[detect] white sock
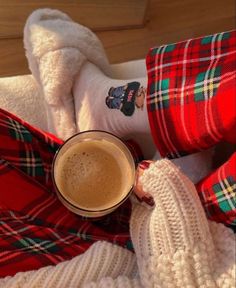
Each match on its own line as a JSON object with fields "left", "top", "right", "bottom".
{"left": 73, "top": 62, "right": 156, "bottom": 158}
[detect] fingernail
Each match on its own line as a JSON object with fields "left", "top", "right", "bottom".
{"left": 139, "top": 160, "right": 151, "bottom": 170}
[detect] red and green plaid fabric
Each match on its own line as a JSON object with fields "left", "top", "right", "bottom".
{"left": 0, "top": 108, "right": 143, "bottom": 278}
{"left": 146, "top": 30, "right": 236, "bottom": 158}
{"left": 197, "top": 153, "right": 236, "bottom": 227}
{"left": 146, "top": 30, "right": 236, "bottom": 227}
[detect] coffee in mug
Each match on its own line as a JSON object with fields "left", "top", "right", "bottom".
{"left": 52, "top": 131, "right": 135, "bottom": 217}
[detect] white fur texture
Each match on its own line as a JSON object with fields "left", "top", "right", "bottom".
{"left": 24, "top": 8, "right": 111, "bottom": 140}
{"left": 0, "top": 75, "right": 47, "bottom": 130}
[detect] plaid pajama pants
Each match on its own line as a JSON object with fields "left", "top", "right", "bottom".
{"left": 0, "top": 108, "right": 143, "bottom": 278}
{"left": 146, "top": 30, "right": 236, "bottom": 227}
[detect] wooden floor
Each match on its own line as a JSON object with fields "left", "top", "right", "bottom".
{"left": 0, "top": 0, "right": 235, "bottom": 77}
{"left": 98, "top": 0, "right": 235, "bottom": 63}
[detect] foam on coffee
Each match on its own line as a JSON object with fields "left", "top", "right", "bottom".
{"left": 55, "top": 139, "right": 134, "bottom": 210}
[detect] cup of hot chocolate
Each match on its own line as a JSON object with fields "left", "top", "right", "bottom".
{"left": 52, "top": 130, "right": 136, "bottom": 218}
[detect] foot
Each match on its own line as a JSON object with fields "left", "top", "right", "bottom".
{"left": 73, "top": 61, "right": 156, "bottom": 158}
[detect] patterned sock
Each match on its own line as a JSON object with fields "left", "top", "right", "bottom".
{"left": 73, "top": 61, "right": 156, "bottom": 157}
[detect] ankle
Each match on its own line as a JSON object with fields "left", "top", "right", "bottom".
{"left": 73, "top": 62, "right": 155, "bottom": 157}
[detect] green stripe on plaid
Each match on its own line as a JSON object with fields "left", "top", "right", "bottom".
{"left": 150, "top": 79, "right": 170, "bottom": 109}
{"left": 194, "top": 66, "right": 221, "bottom": 101}
{"left": 8, "top": 118, "right": 32, "bottom": 142}
{"left": 195, "top": 32, "right": 224, "bottom": 102}
{"left": 201, "top": 31, "right": 230, "bottom": 44}
{"left": 213, "top": 176, "right": 236, "bottom": 212}
{"left": 151, "top": 44, "right": 176, "bottom": 55}
{"left": 19, "top": 150, "right": 45, "bottom": 177}
{"left": 13, "top": 237, "right": 60, "bottom": 254}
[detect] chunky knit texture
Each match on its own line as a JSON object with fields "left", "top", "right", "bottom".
{"left": 0, "top": 160, "right": 235, "bottom": 288}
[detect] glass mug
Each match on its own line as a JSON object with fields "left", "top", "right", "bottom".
{"left": 52, "top": 130, "right": 136, "bottom": 218}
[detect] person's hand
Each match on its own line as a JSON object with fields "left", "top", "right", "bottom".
{"left": 133, "top": 160, "right": 155, "bottom": 207}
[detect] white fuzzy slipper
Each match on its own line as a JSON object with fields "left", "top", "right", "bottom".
{"left": 24, "top": 8, "right": 111, "bottom": 140}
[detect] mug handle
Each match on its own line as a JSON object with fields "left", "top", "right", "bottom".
{"left": 124, "top": 139, "right": 155, "bottom": 208}
{"left": 124, "top": 139, "right": 144, "bottom": 167}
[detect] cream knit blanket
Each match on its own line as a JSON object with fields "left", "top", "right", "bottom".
{"left": 0, "top": 160, "right": 235, "bottom": 288}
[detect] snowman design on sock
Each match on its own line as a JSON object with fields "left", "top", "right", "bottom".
{"left": 105, "top": 82, "right": 146, "bottom": 116}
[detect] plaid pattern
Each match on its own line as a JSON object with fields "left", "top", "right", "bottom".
{"left": 197, "top": 153, "right": 236, "bottom": 228}
{"left": 146, "top": 30, "right": 236, "bottom": 158}
{"left": 146, "top": 30, "right": 236, "bottom": 226}
{"left": 0, "top": 108, "right": 142, "bottom": 278}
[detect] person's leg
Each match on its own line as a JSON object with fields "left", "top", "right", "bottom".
{"left": 73, "top": 62, "right": 150, "bottom": 137}
{"left": 24, "top": 9, "right": 235, "bottom": 160}
{"left": 73, "top": 62, "right": 157, "bottom": 158}
{"left": 0, "top": 108, "right": 133, "bottom": 277}
{"left": 144, "top": 30, "right": 236, "bottom": 226}
{"left": 72, "top": 31, "right": 235, "bottom": 159}
{"left": 146, "top": 30, "right": 236, "bottom": 158}
{"left": 196, "top": 153, "right": 236, "bottom": 230}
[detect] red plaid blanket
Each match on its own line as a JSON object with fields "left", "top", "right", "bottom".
{"left": 146, "top": 30, "right": 236, "bottom": 227}
{"left": 0, "top": 109, "right": 142, "bottom": 277}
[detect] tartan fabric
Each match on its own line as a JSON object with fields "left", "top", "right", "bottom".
{"left": 196, "top": 153, "right": 236, "bottom": 228}
{"left": 146, "top": 30, "right": 236, "bottom": 158}
{"left": 0, "top": 108, "right": 136, "bottom": 278}
{"left": 146, "top": 30, "right": 236, "bottom": 226}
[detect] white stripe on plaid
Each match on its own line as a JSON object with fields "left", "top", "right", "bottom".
{"left": 44, "top": 163, "right": 53, "bottom": 186}
{"left": 204, "top": 32, "right": 221, "bottom": 143}
{"left": 27, "top": 194, "right": 57, "bottom": 220}
{"left": 23, "top": 144, "right": 39, "bottom": 177}
{"left": 0, "top": 210, "right": 36, "bottom": 222}
{"left": 0, "top": 250, "right": 22, "bottom": 264}
{"left": 0, "top": 221, "right": 81, "bottom": 260}
{"left": 148, "top": 49, "right": 236, "bottom": 72}
{"left": 151, "top": 46, "right": 171, "bottom": 155}
{"left": 4, "top": 118, "right": 31, "bottom": 141}
{"left": 147, "top": 69, "right": 235, "bottom": 105}
{"left": 0, "top": 221, "right": 62, "bottom": 263}
{"left": 1, "top": 155, "right": 43, "bottom": 170}
{"left": 180, "top": 39, "right": 193, "bottom": 150}
{"left": 54, "top": 211, "right": 71, "bottom": 229}
{"left": 219, "top": 164, "right": 236, "bottom": 211}
{"left": 217, "top": 180, "right": 236, "bottom": 209}
{"left": 156, "top": 45, "right": 180, "bottom": 157}
{"left": 202, "top": 166, "right": 236, "bottom": 210}
{"left": 0, "top": 222, "right": 29, "bottom": 236}
{"left": 47, "top": 227, "right": 87, "bottom": 248}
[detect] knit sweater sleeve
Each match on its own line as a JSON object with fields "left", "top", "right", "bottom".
{"left": 130, "top": 159, "right": 236, "bottom": 288}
